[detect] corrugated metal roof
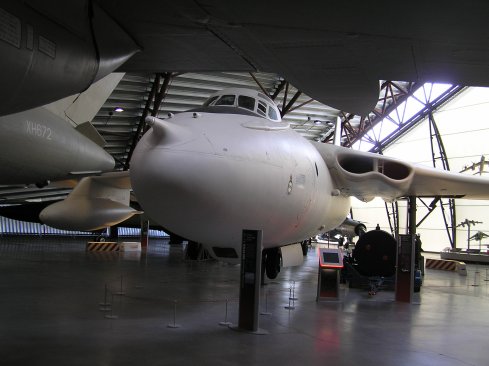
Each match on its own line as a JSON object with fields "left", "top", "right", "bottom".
{"left": 93, "top": 71, "right": 343, "bottom": 169}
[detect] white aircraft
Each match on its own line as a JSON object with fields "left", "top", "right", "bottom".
{"left": 129, "top": 88, "right": 489, "bottom": 276}
{"left": 3, "top": 1, "right": 489, "bottom": 276}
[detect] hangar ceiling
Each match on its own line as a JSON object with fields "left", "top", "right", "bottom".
{"left": 92, "top": 71, "right": 341, "bottom": 170}
{"left": 0, "top": 72, "right": 466, "bottom": 206}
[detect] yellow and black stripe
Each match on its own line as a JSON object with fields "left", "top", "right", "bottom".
{"left": 426, "top": 258, "right": 458, "bottom": 271}
{"left": 86, "top": 241, "right": 120, "bottom": 252}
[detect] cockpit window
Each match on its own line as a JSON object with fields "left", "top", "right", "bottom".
{"left": 199, "top": 90, "right": 282, "bottom": 122}
{"left": 268, "top": 106, "right": 278, "bottom": 120}
{"left": 238, "top": 95, "right": 255, "bottom": 111}
{"left": 215, "top": 95, "right": 236, "bottom": 106}
{"left": 203, "top": 95, "right": 219, "bottom": 106}
{"left": 257, "top": 101, "right": 267, "bottom": 116}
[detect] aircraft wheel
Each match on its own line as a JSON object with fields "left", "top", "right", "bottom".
{"left": 186, "top": 241, "right": 200, "bottom": 260}
{"left": 264, "top": 248, "right": 281, "bottom": 279}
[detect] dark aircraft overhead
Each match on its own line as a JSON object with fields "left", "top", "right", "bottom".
{"left": 1, "top": 1, "right": 489, "bottom": 115}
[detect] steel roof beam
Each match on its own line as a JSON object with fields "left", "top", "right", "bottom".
{"left": 368, "top": 85, "right": 466, "bottom": 153}
{"left": 123, "top": 72, "right": 174, "bottom": 170}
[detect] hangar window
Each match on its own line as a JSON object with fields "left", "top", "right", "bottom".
{"left": 215, "top": 95, "right": 235, "bottom": 106}
{"left": 238, "top": 95, "right": 255, "bottom": 111}
{"left": 203, "top": 95, "right": 219, "bottom": 106}
{"left": 257, "top": 101, "right": 267, "bottom": 116}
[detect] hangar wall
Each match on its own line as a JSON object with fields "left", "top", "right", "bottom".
{"left": 0, "top": 216, "right": 168, "bottom": 238}
{"left": 351, "top": 87, "right": 489, "bottom": 252}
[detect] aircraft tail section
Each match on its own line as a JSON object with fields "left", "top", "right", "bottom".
{"left": 75, "top": 122, "right": 107, "bottom": 147}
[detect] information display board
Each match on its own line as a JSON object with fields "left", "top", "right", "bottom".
{"left": 318, "top": 248, "right": 343, "bottom": 268}
{"left": 238, "top": 229, "right": 262, "bottom": 332}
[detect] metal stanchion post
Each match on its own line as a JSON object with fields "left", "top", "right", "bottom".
{"left": 289, "top": 281, "right": 298, "bottom": 301}
{"left": 260, "top": 290, "right": 272, "bottom": 316}
{"left": 473, "top": 269, "right": 481, "bottom": 287}
{"left": 284, "top": 287, "right": 295, "bottom": 310}
{"left": 116, "top": 275, "right": 126, "bottom": 296}
{"left": 219, "top": 299, "right": 233, "bottom": 326}
{"left": 105, "top": 294, "right": 118, "bottom": 319}
{"left": 167, "top": 300, "right": 181, "bottom": 328}
{"left": 99, "top": 283, "right": 112, "bottom": 311}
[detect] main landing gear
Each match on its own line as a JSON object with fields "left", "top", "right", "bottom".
{"left": 263, "top": 248, "right": 281, "bottom": 279}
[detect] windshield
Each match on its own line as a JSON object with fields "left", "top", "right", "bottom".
{"left": 200, "top": 91, "right": 282, "bottom": 122}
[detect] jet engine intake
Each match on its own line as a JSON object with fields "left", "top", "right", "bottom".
{"left": 333, "top": 150, "right": 413, "bottom": 201}
{"left": 337, "top": 155, "right": 412, "bottom": 181}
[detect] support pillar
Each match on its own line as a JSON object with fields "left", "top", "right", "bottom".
{"left": 140, "top": 218, "right": 149, "bottom": 251}
{"left": 108, "top": 225, "right": 119, "bottom": 242}
{"left": 395, "top": 196, "right": 416, "bottom": 303}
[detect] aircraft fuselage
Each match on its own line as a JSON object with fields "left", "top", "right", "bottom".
{"left": 0, "top": 107, "right": 115, "bottom": 185}
{"left": 130, "top": 110, "right": 350, "bottom": 261}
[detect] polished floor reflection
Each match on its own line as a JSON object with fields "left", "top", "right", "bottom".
{"left": 0, "top": 236, "right": 488, "bottom": 366}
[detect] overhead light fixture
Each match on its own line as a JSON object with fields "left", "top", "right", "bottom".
{"left": 114, "top": 107, "right": 124, "bottom": 113}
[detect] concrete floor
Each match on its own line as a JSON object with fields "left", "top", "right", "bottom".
{"left": 0, "top": 236, "right": 488, "bottom": 366}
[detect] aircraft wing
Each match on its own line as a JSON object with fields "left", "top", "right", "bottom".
{"left": 314, "top": 143, "right": 489, "bottom": 202}
{"left": 5, "top": 1, "right": 489, "bottom": 116}
{"left": 95, "top": 0, "right": 489, "bottom": 115}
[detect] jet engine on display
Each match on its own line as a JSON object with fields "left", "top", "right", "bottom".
{"left": 351, "top": 229, "right": 397, "bottom": 277}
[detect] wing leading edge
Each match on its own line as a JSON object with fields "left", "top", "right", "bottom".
{"left": 313, "top": 143, "right": 489, "bottom": 202}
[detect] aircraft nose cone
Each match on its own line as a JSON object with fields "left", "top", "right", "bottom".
{"left": 129, "top": 116, "right": 221, "bottom": 241}
{"left": 96, "top": 150, "right": 116, "bottom": 172}
{"left": 70, "top": 138, "right": 115, "bottom": 174}
{"left": 143, "top": 116, "right": 195, "bottom": 147}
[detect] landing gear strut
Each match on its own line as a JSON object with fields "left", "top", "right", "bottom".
{"left": 263, "top": 248, "right": 281, "bottom": 279}
{"left": 300, "top": 239, "right": 311, "bottom": 256}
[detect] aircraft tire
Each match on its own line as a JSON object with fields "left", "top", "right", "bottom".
{"left": 264, "top": 248, "right": 281, "bottom": 279}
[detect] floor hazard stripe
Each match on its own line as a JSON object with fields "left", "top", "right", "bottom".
{"left": 426, "top": 258, "right": 457, "bottom": 271}
{"left": 86, "top": 241, "right": 120, "bottom": 252}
